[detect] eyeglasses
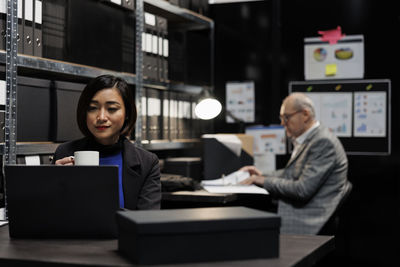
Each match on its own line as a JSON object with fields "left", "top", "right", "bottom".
{"left": 279, "top": 110, "right": 302, "bottom": 123}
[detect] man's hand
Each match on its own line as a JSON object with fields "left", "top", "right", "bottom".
{"left": 239, "top": 175, "right": 265, "bottom": 186}
{"left": 239, "top": 165, "right": 262, "bottom": 176}
{"left": 55, "top": 156, "right": 74, "bottom": 165}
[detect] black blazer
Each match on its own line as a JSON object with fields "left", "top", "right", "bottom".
{"left": 52, "top": 137, "right": 161, "bottom": 210}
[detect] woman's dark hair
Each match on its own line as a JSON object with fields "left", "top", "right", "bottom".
{"left": 76, "top": 74, "right": 137, "bottom": 137}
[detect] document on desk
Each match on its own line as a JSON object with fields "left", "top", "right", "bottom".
{"left": 201, "top": 171, "right": 269, "bottom": 195}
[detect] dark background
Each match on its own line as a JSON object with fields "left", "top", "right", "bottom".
{"left": 210, "top": 0, "right": 400, "bottom": 266}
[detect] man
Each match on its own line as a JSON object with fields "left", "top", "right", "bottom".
{"left": 241, "top": 92, "right": 349, "bottom": 234}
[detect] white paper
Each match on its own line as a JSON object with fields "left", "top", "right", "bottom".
{"left": 226, "top": 81, "right": 255, "bottom": 123}
{"left": 144, "top": 12, "right": 156, "bottom": 26}
{"left": 170, "top": 100, "right": 177, "bottom": 118}
{"left": 203, "top": 185, "right": 268, "bottom": 195}
{"left": 163, "top": 39, "right": 169, "bottom": 57}
{"left": 0, "top": 208, "right": 6, "bottom": 221}
{"left": 202, "top": 171, "right": 268, "bottom": 195}
{"left": 202, "top": 170, "right": 250, "bottom": 186}
{"left": 145, "top": 33, "right": 152, "bottom": 53}
{"left": 148, "top": 98, "right": 161, "bottom": 116}
{"left": 25, "top": 155, "right": 40, "bottom": 165}
{"left": 0, "top": 1, "right": 6, "bottom": 13}
{"left": 35, "top": 0, "right": 42, "bottom": 24}
{"left": 152, "top": 34, "right": 158, "bottom": 54}
{"left": 353, "top": 91, "right": 386, "bottom": 137}
{"left": 163, "top": 99, "right": 169, "bottom": 117}
{"left": 141, "top": 96, "right": 147, "bottom": 115}
{"left": 306, "top": 92, "right": 353, "bottom": 137}
{"left": 0, "top": 80, "right": 6, "bottom": 105}
{"left": 111, "top": 0, "right": 122, "bottom": 5}
{"left": 25, "top": 0, "right": 33, "bottom": 21}
{"left": 141, "top": 32, "right": 146, "bottom": 52}
{"left": 18, "top": 0, "right": 22, "bottom": 19}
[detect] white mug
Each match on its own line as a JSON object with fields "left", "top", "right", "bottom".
{"left": 74, "top": 151, "right": 99, "bottom": 166}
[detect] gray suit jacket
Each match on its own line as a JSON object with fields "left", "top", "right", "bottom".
{"left": 263, "top": 125, "right": 348, "bottom": 234}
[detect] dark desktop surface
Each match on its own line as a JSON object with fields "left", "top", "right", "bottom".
{"left": 0, "top": 224, "right": 334, "bottom": 266}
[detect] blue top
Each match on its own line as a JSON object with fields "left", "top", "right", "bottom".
{"left": 100, "top": 152, "right": 124, "bottom": 208}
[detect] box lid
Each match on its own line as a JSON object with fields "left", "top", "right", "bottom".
{"left": 116, "top": 206, "right": 280, "bottom": 235}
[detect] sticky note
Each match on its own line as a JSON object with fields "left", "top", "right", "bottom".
{"left": 325, "top": 64, "right": 337, "bottom": 76}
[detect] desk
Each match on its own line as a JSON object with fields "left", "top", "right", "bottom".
{"left": 0, "top": 225, "right": 334, "bottom": 266}
{"left": 162, "top": 190, "right": 274, "bottom": 211}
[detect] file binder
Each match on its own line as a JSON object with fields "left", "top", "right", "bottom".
{"left": 162, "top": 90, "right": 170, "bottom": 140}
{"left": 42, "top": 0, "right": 66, "bottom": 60}
{"left": 17, "top": 76, "right": 51, "bottom": 141}
{"left": 18, "top": 0, "right": 23, "bottom": 53}
{"left": 156, "top": 16, "right": 168, "bottom": 82}
{"left": 23, "top": 0, "right": 34, "bottom": 55}
{"left": 144, "top": 12, "right": 162, "bottom": 81}
{"left": 141, "top": 93, "right": 147, "bottom": 141}
{"left": 147, "top": 88, "right": 162, "bottom": 141}
{"left": 121, "top": 0, "right": 134, "bottom": 10}
{"left": 53, "top": 80, "right": 85, "bottom": 142}
{"left": 0, "top": 1, "right": 6, "bottom": 51}
{"left": 177, "top": 93, "right": 192, "bottom": 139}
{"left": 33, "top": 0, "right": 42, "bottom": 57}
{"left": 169, "top": 91, "right": 178, "bottom": 140}
{"left": 0, "top": 79, "right": 5, "bottom": 142}
{"left": 121, "top": 13, "right": 134, "bottom": 73}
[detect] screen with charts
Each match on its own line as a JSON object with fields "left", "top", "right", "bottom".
{"left": 289, "top": 79, "right": 391, "bottom": 155}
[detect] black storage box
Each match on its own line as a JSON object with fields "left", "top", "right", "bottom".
{"left": 163, "top": 157, "right": 202, "bottom": 180}
{"left": 116, "top": 206, "right": 280, "bottom": 265}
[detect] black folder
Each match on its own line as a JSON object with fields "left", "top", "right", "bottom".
{"left": 162, "top": 90, "right": 170, "bottom": 140}
{"left": 203, "top": 135, "right": 254, "bottom": 180}
{"left": 16, "top": 76, "right": 51, "bottom": 141}
{"left": 0, "top": 8, "right": 6, "bottom": 51}
{"left": 42, "top": 0, "right": 66, "bottom": 60}
{"left": 53, "top": 80, "right": 85, "bottom": 142}
{"left": 18, "top": 4, "right": 23, "bottom": 53}
{"left": 23, "top": 0, "right": 34, "bottom": 55}
{"left": 33, "top": 0, "right": 42, "bottom": 57}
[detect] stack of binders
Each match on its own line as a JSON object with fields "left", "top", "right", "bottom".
{"left": 1, "top": 0, "right": 42, "bottom": 56}
{"left": 143, "top": 12, "right": 168, "bottom": 82}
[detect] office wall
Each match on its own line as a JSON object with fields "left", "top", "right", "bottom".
{"left": 211, "top": 0, "right": 400, "bottom": 266}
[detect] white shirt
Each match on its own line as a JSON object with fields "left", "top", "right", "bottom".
{"left": 290, "top": 121, "right": 320, "bottom": 159}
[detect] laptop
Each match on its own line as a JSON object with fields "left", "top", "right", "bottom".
{"left": 4, "top": 165, "right": 119, "bottom": 239}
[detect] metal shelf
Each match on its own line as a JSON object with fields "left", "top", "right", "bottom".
{"left": 144, "top": 0, "right": 214, "bottom": 30}
{"left": 142, "top": 139, "right": 201, "bottom": 150}
{"left": 0, "top": 143, "right": 59, "bottom": 155}
{"left": 0, "top": 51, "right": 137, "bottom": 85}
{"left": 0, "top": 140, "right": 201, "bottom": 155}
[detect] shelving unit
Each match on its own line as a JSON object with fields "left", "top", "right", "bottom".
{"left": 0, "top": 0, "right": 214, "bottom": 157}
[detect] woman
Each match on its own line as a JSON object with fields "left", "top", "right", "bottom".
{"left": 53, "top": 74, "right": 161, "bottom": 210}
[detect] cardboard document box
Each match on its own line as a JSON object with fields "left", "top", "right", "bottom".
{"left": 116, "top": 206, "right": 280, "bottom": 264}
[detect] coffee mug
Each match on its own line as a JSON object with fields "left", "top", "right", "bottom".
{"left": 74, "top": 151, "right": 99, "bottom": 166}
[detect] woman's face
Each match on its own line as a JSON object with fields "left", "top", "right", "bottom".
{"left": 86, "top": 88, "right": 126, "bottom": 145}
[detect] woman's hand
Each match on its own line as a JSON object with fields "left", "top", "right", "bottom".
{"left": 55, "top": 156, "right": 74, "bottom": 165}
